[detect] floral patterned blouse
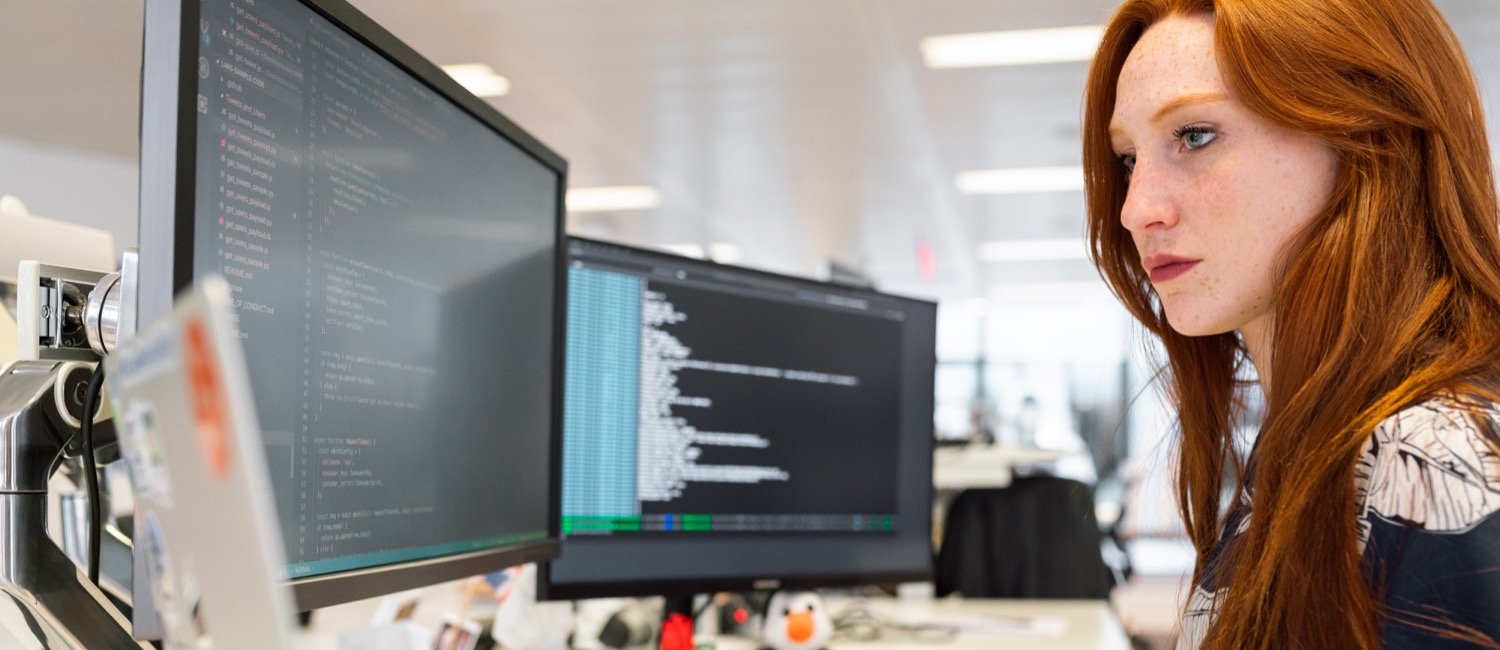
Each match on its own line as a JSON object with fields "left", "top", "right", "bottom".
{"left": 1178, "top": 398, "right": 1500, "bottom": 648}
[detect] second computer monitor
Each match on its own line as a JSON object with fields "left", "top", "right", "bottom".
{"left": 542, "top": 238, "right": 936, "bottom": 599}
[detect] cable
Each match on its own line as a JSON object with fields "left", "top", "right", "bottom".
{"left": 829, "top": 599, "right": 958, "bottom": 644}
{"left": 81, "top": 363, "right": 106, "bottom": 586}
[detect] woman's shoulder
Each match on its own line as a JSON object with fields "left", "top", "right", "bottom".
{"left": 1354, "top": 395, "right": 1500, "bottom": 540}
{"left": 1356, "top": 398, "right": 1500, "bottom": 646}
{"left": 1371, "top": 396, "right": 1500, "bottom": 452}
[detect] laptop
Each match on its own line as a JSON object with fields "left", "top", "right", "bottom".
{"left": 106, "top": 275, "right": 297, "bottom": 649}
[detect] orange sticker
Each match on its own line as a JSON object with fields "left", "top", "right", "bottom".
{"left": 183, "top": 319, "right": 232, "bottom": 479}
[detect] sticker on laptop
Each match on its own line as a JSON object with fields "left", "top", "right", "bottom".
{"left": 117, "top": 399, "right": 175, "bottom": 506}
{"left": 183, "top": 317, "right": 233, "bottom": 480}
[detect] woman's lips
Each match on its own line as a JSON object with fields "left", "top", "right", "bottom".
{"left": 1149, "top": 260, "right": 1199, "bottom": 283}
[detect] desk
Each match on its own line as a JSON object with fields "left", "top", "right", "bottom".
{"left": 933, "top": 445, "right": 1070, "bottom": 490}
{"left": 826, "top": 598, "right": 1131, "bottom": 650}
{"left": 298, "top": 587, "right": 1130, "bottom": 650}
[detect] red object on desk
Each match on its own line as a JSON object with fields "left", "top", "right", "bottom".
{"left": 660, "top": 612, "right": 694, "bottom": 650}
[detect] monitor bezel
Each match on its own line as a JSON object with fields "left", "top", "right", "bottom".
{"left": 539, "top": 236, "right": 937, "bottom": 601}
{"left": 138, "top": 0, "right": 568, "bottom": 619}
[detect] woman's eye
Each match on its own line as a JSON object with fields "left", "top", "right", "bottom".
{"left": 1119, "top": 154, "right": 1136, "bottom": 174}
{"left": 1176, "top": 127, "right": 1217, "bottom": 150}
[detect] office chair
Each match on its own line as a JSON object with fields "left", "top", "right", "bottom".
{"left": 934, "top": 475, "right": 1114, "bottom": 599}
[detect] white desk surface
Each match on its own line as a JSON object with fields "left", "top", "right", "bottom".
{"left": 297, "top": 587, "right": 1130, "bottom": 650}
{"left": 823, "top": 598, "right": 1132, "bottom": 650}
{"left": 933, "top": 445, "right": 1071, "bottom": 489}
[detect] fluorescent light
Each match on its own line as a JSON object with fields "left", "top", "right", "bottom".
{"left": 977, "top": 238, "right": 1088, "bottom": 262}
{"left": 957, "top": 166, "right": 1083, "bottom": 195}
{"left": 566, "top": 185, "right": 661, "bottom": 213}
{"left": 659, "top": 243, "right": 705, "bottom": 259}
{"left": 708, "top": 243, "right": 742, "bottom": 264}
{"left": 921, "top": 25, "right": 1104, "bottom": 68}
{"left": 657, "top": 242, "right": 742, "bottom": 263}
{"left": 441, "top": 63, "right": 510, "bottom": 98}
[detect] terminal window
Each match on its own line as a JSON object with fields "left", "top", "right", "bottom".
{"left": 562, "top": 246, "right": 905, "bottom": 536}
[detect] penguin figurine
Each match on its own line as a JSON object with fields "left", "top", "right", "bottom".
{"left": 761, "top": 591, "right": 833, "bottom": 650}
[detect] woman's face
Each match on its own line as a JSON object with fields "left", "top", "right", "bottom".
{"left": 1108, "top": 14, "right": 1338, "bottom": 343}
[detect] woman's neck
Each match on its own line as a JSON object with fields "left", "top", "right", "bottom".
{"left": 1239, "top": 318, "right": 1273, "bottom": 394}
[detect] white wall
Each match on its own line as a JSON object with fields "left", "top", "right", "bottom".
{"left": 0, "top": 137, "right": 137, "bottom": 250}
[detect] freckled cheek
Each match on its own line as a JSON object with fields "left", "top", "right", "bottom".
{"left": 1186, "top": 174, "right": 1234, "bottom": 226}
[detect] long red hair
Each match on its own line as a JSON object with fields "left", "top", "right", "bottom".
{"left": 1083, "top": 0, "right": 1500, "bottom": 647}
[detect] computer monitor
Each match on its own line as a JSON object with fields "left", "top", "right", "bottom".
{"left": 136, "top": 0, "right": 566, "bottom": 626}
{"left": 541, "top": 237, "right": 937, "bottom": 600}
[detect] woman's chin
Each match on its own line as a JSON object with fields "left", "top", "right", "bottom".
{"left": 1164, "top": 313, "right": 1235, "bottom": 338}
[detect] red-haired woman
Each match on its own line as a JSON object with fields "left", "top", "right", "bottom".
{"left": 1083, "top": 0, "right": 1500, "bottom": 647}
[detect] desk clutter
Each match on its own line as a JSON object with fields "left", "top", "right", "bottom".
{"left": 299, "top": 580, "right": 1113, "bottom": 650}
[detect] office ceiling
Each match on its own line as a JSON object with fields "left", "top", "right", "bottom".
{"left": 2, "top": 0, "right": 1499, "bottom": 304}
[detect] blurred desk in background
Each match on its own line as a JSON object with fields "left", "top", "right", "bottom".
{"left": 934, "top": 445, "right": 1071, "bottom": 490}
{"left": 295, "top": 585, "right": 1130, "bottom": 650}
{"left": 808, "top": 598, "right": 1130, "bottom": 650}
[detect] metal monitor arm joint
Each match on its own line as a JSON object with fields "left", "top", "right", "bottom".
{"left": 0, "top": 250, "right": 149, "bottom": 648}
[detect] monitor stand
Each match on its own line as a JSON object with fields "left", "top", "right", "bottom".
{"left": 0, "top": 360, "right": 146, "bottom": 648}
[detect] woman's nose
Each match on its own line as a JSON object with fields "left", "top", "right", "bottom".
{"left": 1118, "top": 159, "right": 1177, "bottom": 234}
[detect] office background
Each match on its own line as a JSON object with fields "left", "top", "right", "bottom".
{"left": 1, "top": 0, "right": 1498, "bottom": 592}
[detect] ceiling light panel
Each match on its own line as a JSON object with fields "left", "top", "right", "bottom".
{"left": 921, "top": 25, "right": 1104, "bottom": 68}
{"left": 441, "top": 63, "right": 511, "bottom": 98}
{"left": 566, "top": 185, "right": 661, "bottom": 213}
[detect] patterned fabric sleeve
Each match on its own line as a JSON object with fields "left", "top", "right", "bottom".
{"left": 1357, "top": 401, "right": 1500, "bottom": 648}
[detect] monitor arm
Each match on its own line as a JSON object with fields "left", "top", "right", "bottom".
{"left": 0, "top": 363, "right": 143, "bottom": 647}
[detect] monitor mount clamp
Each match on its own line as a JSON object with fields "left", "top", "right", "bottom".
{"left": 0, "top": 256, "right": 149, "bottom": 648}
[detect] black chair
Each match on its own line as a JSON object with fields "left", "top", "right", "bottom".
{"left": 935, "top": 476, "right": 1114, "bottom": 599}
